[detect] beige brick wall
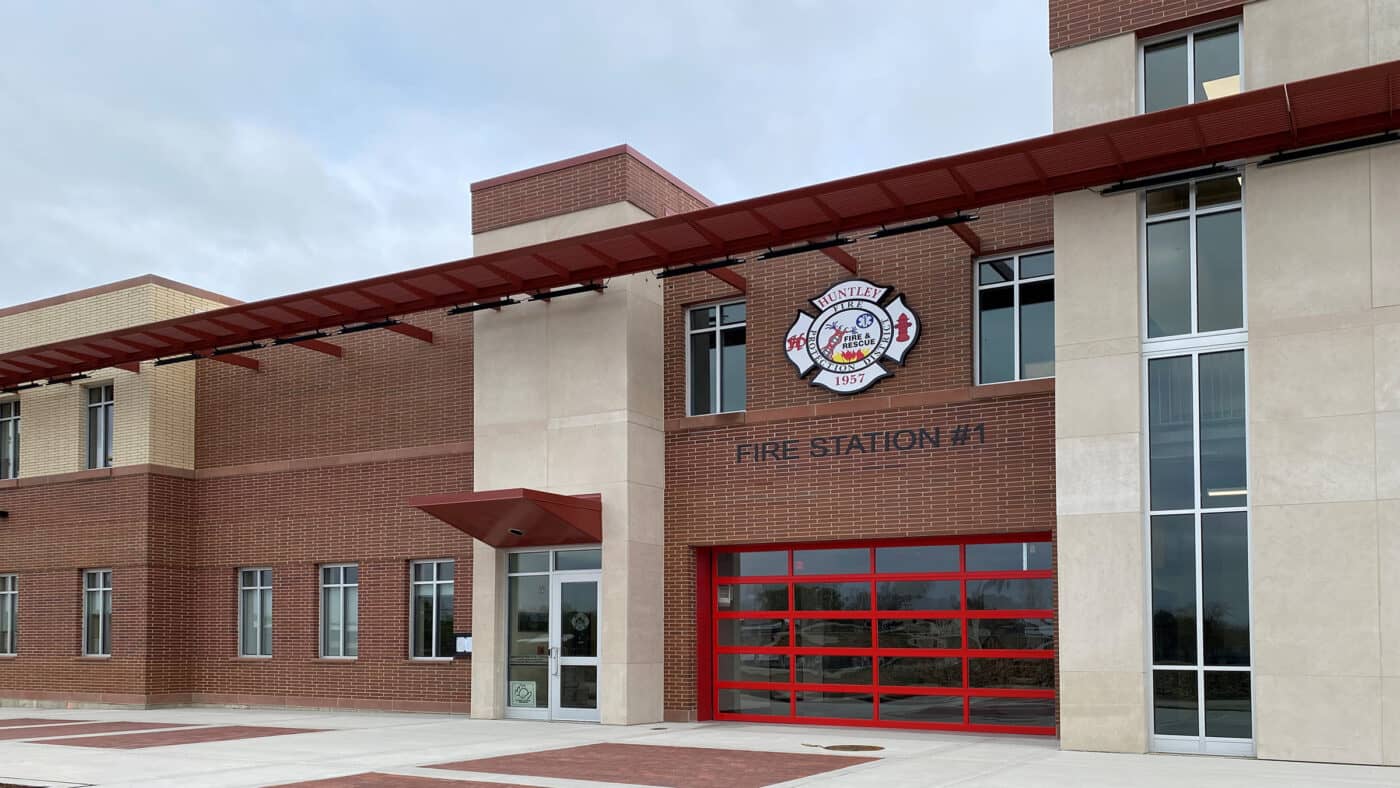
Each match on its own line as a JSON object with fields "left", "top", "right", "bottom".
{"left": 0, "top": 281, "right": 229, "bottom": 476}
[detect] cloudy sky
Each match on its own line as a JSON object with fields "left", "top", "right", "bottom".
{"left": 0, "top": 1, "right": 1050, "bottom": 307}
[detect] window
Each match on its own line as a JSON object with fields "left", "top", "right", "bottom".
{"left": 410, "top": 560, "right": 454, "bottom": 659}
{"left": 320, "top": 564, "right": 358, "bottom": 658}
{"left": 82, "top": 570, "right": 112, "bottom": 657}
{"left": 976, "top": 250, "right": 1054, "bottom": 384}
{"left": 687, "top": 300, "right": 746, "bottom": 415}
{"left": 1142, "top": 22, "right": 1240, "bottom": 113}
{"left": 1148, "top": 348, "right": 1251, "bottom": 752}
{"left": 1144, "top": 175, "right": 1243, "bottom": 340}
{"left": 0, "top": 400, "right": 17, "bottom": 479}
{"left": 239, "top": 569, "right": 272, "bottom": 657}
{"left": 0, "top": 575, "right": 15, "bottom": 655}
{"left": 85, "top": 384, "right": 114, "bottom": 469}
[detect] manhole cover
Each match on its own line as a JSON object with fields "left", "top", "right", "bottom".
{"left": 817, "top": 744, "right": 884, "bottom": 752}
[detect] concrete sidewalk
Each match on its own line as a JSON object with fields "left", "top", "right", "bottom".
{"left": 0, "top": 707, "right": 1395, "bottom": 787}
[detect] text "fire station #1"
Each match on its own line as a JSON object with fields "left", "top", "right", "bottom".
{"left": 734, "top": 423, "right": 986, "bottom": 464}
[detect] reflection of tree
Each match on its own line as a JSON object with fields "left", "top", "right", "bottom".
{"left": 1202, "top": 602, "right": 1249, "bottom": 663}
{"left": 1152, "top": 610, "right": 1194, "bottom": 662}
{"left": 798, "top": 584, "right": 869, "bottom": 611}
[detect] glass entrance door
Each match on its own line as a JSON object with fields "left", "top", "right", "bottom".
{"left": 551, "top": 574, "right": 600, "bottom": 721}
{"left": 505, "top": 548, "right": 601, "bottom": 722}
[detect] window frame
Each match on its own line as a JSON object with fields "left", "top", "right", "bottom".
{"left": 319, "top": 563, "right": 359, "bottom": 660}
{"left": 408, "top": 558, "right": 455, "bottom": 661}
{"left": 1139, "top": 171, "right": 1247, "bottom": 351}
{"left": 238, "top": 567, "right": 273, "bottom": 658}
{"left": 85, "top": 383, "right": 115, "bottom": 469}
{"left": 81, "top": 569, "right": 112, "bottom": 658}
{"left": 1137, "top": 18, "right": 1243, "bottom": 114}
{"left": 972, "top": 247, "right": 1055, "bottom": 386}
{"left": 684, "top": 298, "right": 747, "bottom": 416}
{"left": 0, "top": 574, "right": 16, "bottom": 656}
{"left": 0, "top": 399, "right": 18, "bottom": 480}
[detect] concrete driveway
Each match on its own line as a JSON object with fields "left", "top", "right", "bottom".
{"left": 0, "top": 708, "right": 1396, "bottom": 787}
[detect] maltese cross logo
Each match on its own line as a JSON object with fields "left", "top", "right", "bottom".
{"left": 784, "top": 279, "right": 921, "bottom": 395}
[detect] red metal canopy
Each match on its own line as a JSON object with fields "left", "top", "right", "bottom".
{"left": 2, "top": 58, "right": 1398, "bottom": 390}
{"left": 408, "top": 488, "right": 602, "bottom": 548}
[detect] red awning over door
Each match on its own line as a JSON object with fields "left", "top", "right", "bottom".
{"left": 409, "top": 488, "right": 602, "bottom": 548}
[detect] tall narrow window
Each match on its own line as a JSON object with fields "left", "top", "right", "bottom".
{"left": 0, "top": 575, "right": 16, "bottom": 656}
{"left": 1148, "top": 348, "right": 1251, "bottom": 754}
{"left": 976, "top": 250, "right": 1055, "bottom": 384}
{"left": 0, "top": 400, "right": 18, "bottom": 479}
{"left": 1145, "top": 175, "right": 1243, "bottom": 340}
{"left": 1143, "top": 22, "right": 1240, "bottom": 113}
{"left": 687, "top": 300, "right": 746, "bottom": 415}
{"left": 410, "top": 560, "right": 455, "bottom": 659}
{"left": 82, "top": 569, "right": 112, "bottom": 657}
{"left": 86, "top": 384, "right": 114, "bottom": 469}
{"left": 239, "top": 569, "right": 272, "bottom": 657}
{"left": 320, "top": 564, "right": 358, "bottom": 658}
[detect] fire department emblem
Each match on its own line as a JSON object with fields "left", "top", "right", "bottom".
{"left": 785, "top": 279, "right": 920, "bottom": 395}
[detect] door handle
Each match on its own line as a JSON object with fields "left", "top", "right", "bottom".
{"left": 550, "top": 646, "right": 560, "bottom": 676}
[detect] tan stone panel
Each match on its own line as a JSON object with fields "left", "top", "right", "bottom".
{"left": 1379, "top": 412, "right": 1400, "bottom": 501}
{"left": 473, "top": 422, "right": 549, "bottom": 490}
{"left": 1251, "top": 325, "right": 1374, "bottom": 423}
{"left": 470, "top": 541, "right": 505, "bottom": 719}
{"left": 1055, "top": 352, "right": 1140, "bottom": 439}
{"left": 1253, "top": 502, "right": 1380, "bottom": 678}
{"left": 1057, "top": 512, "right": 1146, "bottom": 673}
{"left": 548, "top": 420, "right": 630, "bottom": 489}
{"left": 1244, "top": 0, "right": 1370, "bottom": 88}
{"left": 1376, "top": 0, "right": 1400, "bottom": 63}
{"left": 1255, "top": 673, "right": 1383, "bottom": 764}
{"left": 626, "top": 277, "right": 666, "bottom": 423}
{"left": 1381, "top": 500, "right": 1400, "bottom": 678}
{"left": 1385, "top": 676, "right": 1400, "bottom": 765}
{"left": 474, "top": 302, "right": 551, "bottom": 429}
{"left": 1373, "top": 144, "right": 1400, "bottom": 308}
{"left": 1252, "top": 414, "right": 1377, "bottom": 506}
{"left": 1058, "top": 670, "right": 1148, "bottom": 753}
{"left": 1056, "top": 434, "right": 1142, "bottom": 516}
{"left": 472, "top": 201, "right": 654, "bottom": 256}
{"left": 1377, "top": 321, "right": 1400, "bottom": 412}
{"left": 1246, "top": 150, "right": 1372, "bottom": 328}
{"left": 1053, "top": 190, "right": 1139, "bottom": 349}
{"left": 545, "top": 289, "right": 631, "bottom": 422}
{"left": 1052, "top": 33, "right": 1136, "bottom": 131}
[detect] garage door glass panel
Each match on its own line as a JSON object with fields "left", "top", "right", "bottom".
{"left": 875, "top": 545, "right": 958, "bottom": 573}
{"left": 795, "top": 582, "right": 870, "bottom": 611}
{"left": 968, "top": 658, "right": 1055, "bottom": 689}
{"left": 878, "top": 619, "right": 961, "bottom": 649}
{"left": 717, "top": 551, "right": 786, "bottom": 577}
{"left": 796, "top": 692, "right": 874, "bottom": 720}
{"left": 720, "top": 584, "right": 788, "bottom": 611}
{"left": 969, "top": 697, "right": 1054, "bottom": 728}
{"left": 719, "top": 653, "right": 790, "bottom": 683}
{"left": 966, "top": 579, "right": 1052, "bottom": 610}
{"left": 795, "top": 619, "right": 871, "bottom": 648}
{"left": 880, "top": 694, "right": 963, "bottom": 723}
{"left": 968, "top": 618, "right": 1054, "bottom": 650}
{"left": 793, "top": 548, "right": 868, "bottom": 575}
{"left": 797, "top": 655, "right": 872, "bottom": 685}
{"left": 719, "top": 688, "right": 786, "bottom": 716}
{"left": 718, "top": 618, "right": 788, "bottom": 647}
{"left": 877, "top": 581, "right": 960, "bottom": 610}
{"left": 878, "top": 657, "right": 962, "bottom": 687}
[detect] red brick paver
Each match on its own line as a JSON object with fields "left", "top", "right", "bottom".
{"left": 0, "top": 718, "right": 89, "bottom": 728}
{"left": 276, "top": 774, "right": 534, "bottom": 788}
{"left": 0, "top": 721, "right": 186, "bottom": 740}
{"left": 430, "top": 742, "right": 878, "bottom": 788}
{"left": 32, "top": 725, "right": 323, "bottom": 749}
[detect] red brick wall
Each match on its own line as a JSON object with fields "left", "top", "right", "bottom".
{"left": 660, "top": 196, "right": 1057, "bottom": 715}
{"left": 0, "top": 474, "right": 160, "bottom": 703}
{"left": 195, "top": 309, "right": 472, "bottom": 469}
{"left": 470, "top": 147, "right": 711, "bottom": 235}
{"left": 1049, "top": 0, "right": 1246, "bottom": 51}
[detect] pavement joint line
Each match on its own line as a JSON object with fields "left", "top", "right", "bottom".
{"left": 398, "top": 765, "right": 668, "bottom": 788}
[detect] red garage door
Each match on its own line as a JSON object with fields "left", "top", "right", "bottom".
{"left": 705, "top": 534, "right": 1055, "bottom": 734}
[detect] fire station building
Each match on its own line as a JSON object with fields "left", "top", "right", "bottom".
{"left": 3, "top": 0, "right": 1400, "bottom": 768}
